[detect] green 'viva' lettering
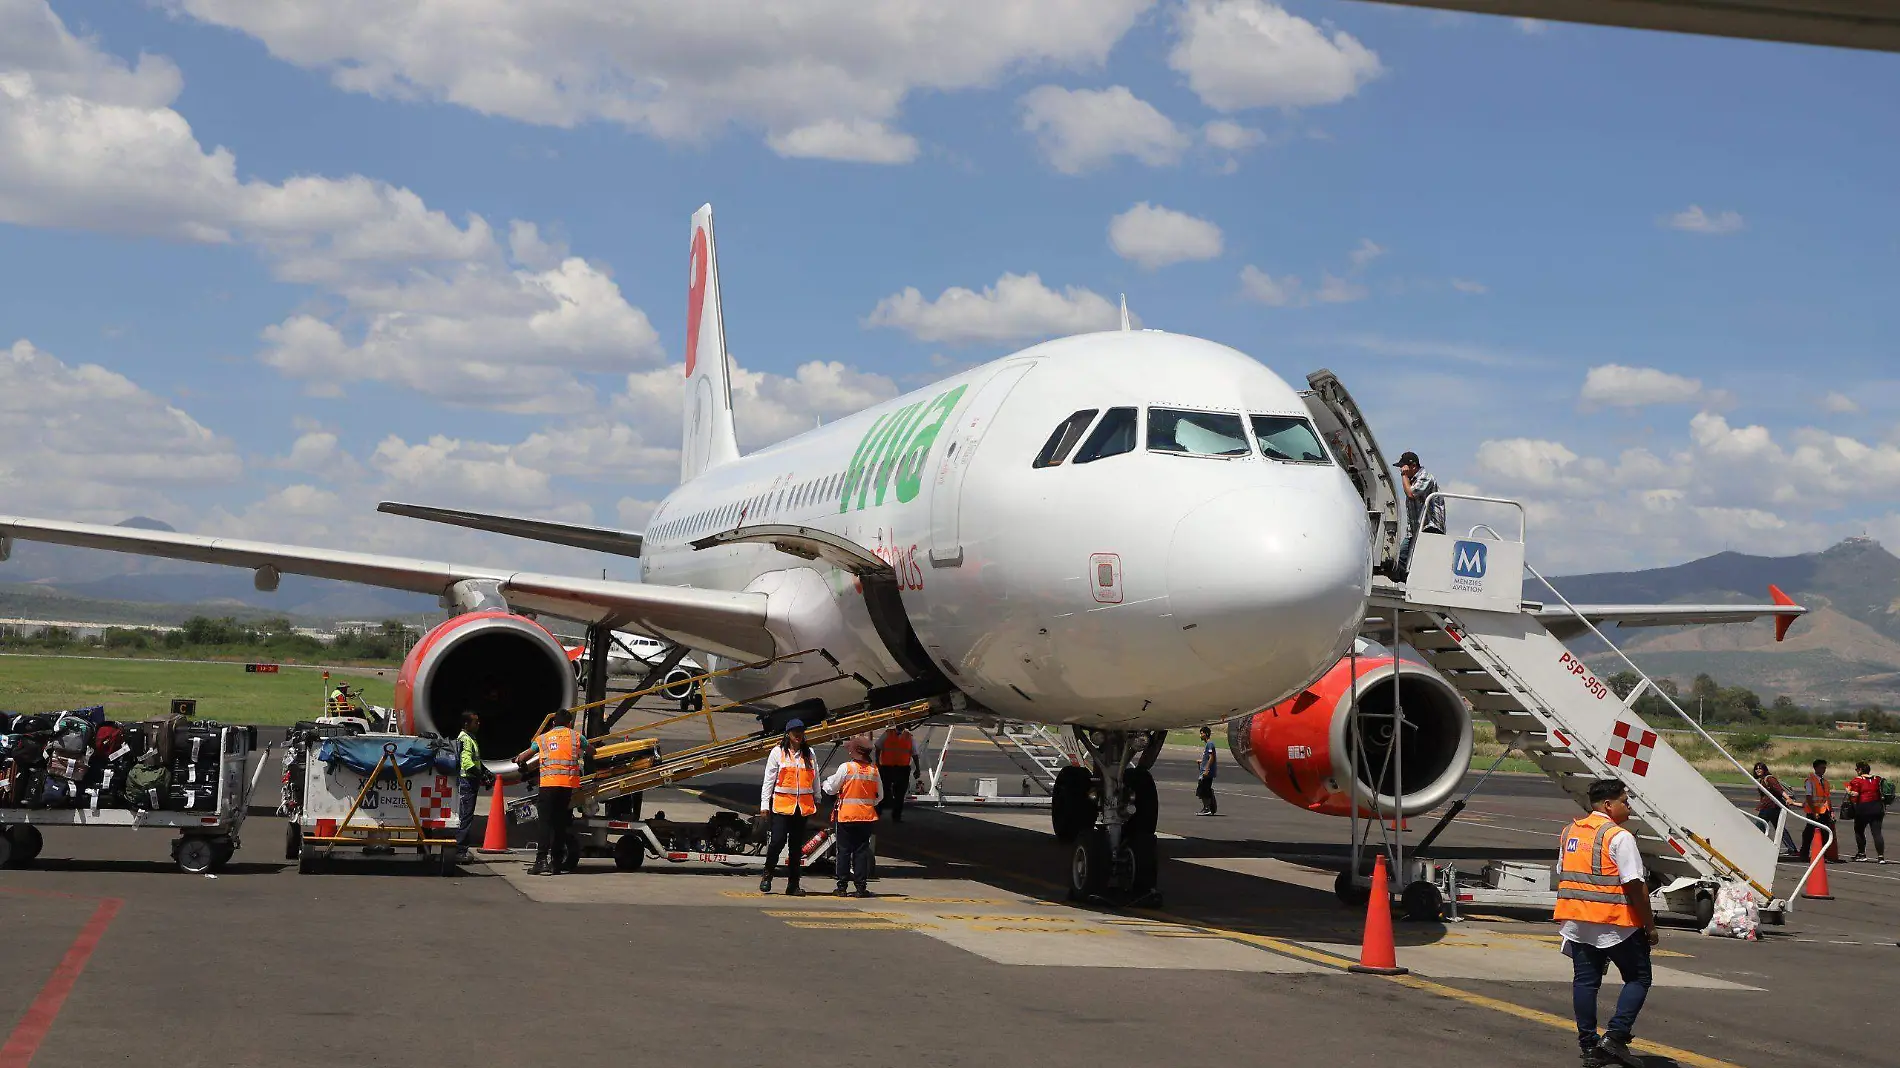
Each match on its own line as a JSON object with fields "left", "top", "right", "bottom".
{"left": 836, "top": 384, "right": 968, "bottom": 513}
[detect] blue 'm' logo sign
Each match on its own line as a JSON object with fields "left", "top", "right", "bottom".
{"left": 1452, "top": 540, "right": 1488, "bottom": 579}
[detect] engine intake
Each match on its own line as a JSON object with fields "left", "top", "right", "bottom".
{"left": 396, "top": 611, "right": 578, "bottom": 770}
{"left": 1228, "top": 655, "right": 1472, "bottom": 818}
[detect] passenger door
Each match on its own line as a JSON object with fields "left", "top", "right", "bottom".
{"left": 928, "top": 361, "right": 1038, "bottom": 566}
{"left": 1302, "top": 369, "right": 1401, "bottom": 572}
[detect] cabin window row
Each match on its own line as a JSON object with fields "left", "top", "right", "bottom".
{"left": 649, "top": 470, "right": 861, "bottom": 544}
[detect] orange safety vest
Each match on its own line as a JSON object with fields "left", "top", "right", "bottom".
{"left": 772, "top": 750, "right": 817, "bottom": 816}
{"left": 1553, "top": 812, "right": 1639, "bottom": 927}
{"left": 878, "top": 730, "right": 915, "bottom": 767}
{"left": 535, "top": 727, "right": 583, "bottom": 790}
{"left": 1804, "top": 774, "right": 1832, "bottom": 815}
{"left": 836, "top": 760, "right": 880, "bottom": 822}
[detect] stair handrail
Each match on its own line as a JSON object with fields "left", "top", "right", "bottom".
{"left": 1523, "top": 561, "right": 1831, "bottom": 907}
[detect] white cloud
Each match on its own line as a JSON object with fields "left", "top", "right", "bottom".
{"left": 1580, "top": 364, "right": 1704, "bottom": 409}
{"left": 1314, "top": 272, "right": 1367, "bottom": 304}
{"left": 618, "top": 359, "right": 899, "bottom": 452}
{"left": 1202, "top": 119, "right": 1266, "bottom": 152}
{"left": 1450, "top": 278, "right": 1488, "bottom": 294}
{"left": 370, "top": 435, "right": 555, "bottom": 509}
{"left": 1513, "top": 18, "right": 1550, "bottom": 35}
{"left": 1020, "top": 85, "right": 1189, "bottom": 174}
{"left": 1238, "top": 265, "right": 1302, "bottom": 306}
{"left": 1108, "top": 202, "right": 1224, "bottom": 269}
{"left": 864, "top": 272, "right": 1121, "bottom": 344}
{"left": 0, "top": 339, "right": 241, "bottom": 520}
{"left": 272, "top": 430, "right": 366, "bottom": 482}
{"left": 1168, "top": 0, "right": 1383, "bottom": 112}
{"left": 0, "top": 3, "right": 664, "bottom": 413}
{"left": 1347, "top": 238, "right": 1385, "bottom": 268}
{"left": 1823, "top": 391, "right": 1860, "bottom": 415}
{"left": 168, "top": 0, "right": 1152, "bottom": 162}
{"left": 765, "top": 119, "right": 919, "bottom": 165}
{"left": 1666, "top": 205, "right": 1745, "bottom": 235}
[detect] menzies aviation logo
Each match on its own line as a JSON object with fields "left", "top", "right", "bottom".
{"left": 838, "top": 384, "right": 968, "bottom": 512}
{"left": 1450, "top": 539, "right": 1487, "bottom": 593}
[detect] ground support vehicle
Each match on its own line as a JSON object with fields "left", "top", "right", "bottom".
{"left": 291, "top": 734, "right": 460, "bottom": 875}
{"left": 0, "top": 726, "right": 265, "bottom": 874}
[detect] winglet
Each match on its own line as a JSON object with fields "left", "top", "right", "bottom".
{"left": 1769, "top": 584, "right": 1798, "bottom": 642}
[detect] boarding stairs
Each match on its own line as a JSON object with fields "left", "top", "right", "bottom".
{"left": 911, "top": 720, "right": 1082, "bottom": 807}
{"left": 1370, "top": 511, "right": 1784, "bottom": 909}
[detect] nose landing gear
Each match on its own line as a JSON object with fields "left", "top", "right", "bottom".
{"left": 1058, "top": 729, "right": 1165, "bottom": 907}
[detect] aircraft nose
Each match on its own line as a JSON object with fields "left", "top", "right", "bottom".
{"left": 1167, "top": 486, "right": 1368, "bottom": 685}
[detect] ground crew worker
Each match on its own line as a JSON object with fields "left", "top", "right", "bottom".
{"left": 1845, "top": 760, "right": 1886, "bottom": 864}
{"left": 876, "top": 724, "right": 916, "bottom": 823}
{"left": 1196, "top": 726, "right": 1219, "bottom": 816}
{"left": 1802, "top": 758, "right": 1839, "bottom": 862}
{"left": 455, "top": 711, "right": 483, "bottom": 863}
{"left": 1556, "top": 778, "right": 1656, "bottom": 1068}
{"left": 759, "top": 719, "right": 817, "bottom": 896}
{"left": 1391, "top": 450, "right": 1444, "bottom": 581}
{"left": 824, "top": 734, "right": 883, "bottom": 897}
{"left": 515, "top": 709, "right": 590, "bottom": 876}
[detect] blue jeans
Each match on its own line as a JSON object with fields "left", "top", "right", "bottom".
{"left": 1567, "top": 933, "right": 1651, "bottom": 1049}
{"left": 456, "top": 776, "right": 481, "bottom": 854}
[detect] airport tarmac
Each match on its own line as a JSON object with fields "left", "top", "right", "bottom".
{"left": 3, "top": 732, "right": 1894, "bottom": 1068}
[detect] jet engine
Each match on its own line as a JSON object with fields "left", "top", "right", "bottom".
{"left": 1227, "top": 655, "right": 1472, "bottom": 818}
{"left": 394, "top": 611, "right": 578, "bottom": 769}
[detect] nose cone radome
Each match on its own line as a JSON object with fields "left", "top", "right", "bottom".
{"left": 1167, "top": 487, "right": 1368, "bottom": 697}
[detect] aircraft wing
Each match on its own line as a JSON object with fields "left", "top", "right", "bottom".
{"left": 0, "top": 515, "right": 771, "bottom": 660}
{"left": 376, "top": 502, "right": 644, "bottom": 558}
{"left": 1533, "top": 586, "right": 1805, "bottom": 642}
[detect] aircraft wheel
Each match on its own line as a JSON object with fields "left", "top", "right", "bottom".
{"left": 1335, "top": 868, "right": 1370, "bottom": 906}
{"left": 1051, "top": 767, "right": 1093, "bottom": 843}
{"left": 1124, "top": 832, "right": 1158, "bottom": 894}
{"left": 1401, "top": 880, "right": 1443, "bottom": 922}
{"left": 613, "top": 833, "right": 647, "bottom": 872}
{"left": 1124, "top": 767, "right": 1158, "bottom": 839}
{"left": 1071, "top": 827, "right": 1111, "bottom": 900}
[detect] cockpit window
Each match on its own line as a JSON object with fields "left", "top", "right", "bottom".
{"left": 1148, "top": 408, "right": 1250, "bottom": 458}
{"left": 1072, "top": 407, "right": 1137, "bottom": 464}
{"left": 1033, "top": 409, "right": 1099, "bottom": 468}
{"left": 1250, "top": 414, "right": 1330, "bottom": 463}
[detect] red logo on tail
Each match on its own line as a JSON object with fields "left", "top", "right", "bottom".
{"left": 686, "top": 227, "right": 708, "bottom": 378}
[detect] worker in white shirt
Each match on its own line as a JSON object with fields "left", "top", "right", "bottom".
{"left": 758, "top": 719, "right": 818, "bottom": 896}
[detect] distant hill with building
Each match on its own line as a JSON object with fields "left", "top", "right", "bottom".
{"left": 1546, "top": 536, "right": 1900, "bottom": 710}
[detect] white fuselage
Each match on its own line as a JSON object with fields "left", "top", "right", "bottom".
{"left": 641, "top": 330, "right": 1371, "bottom": 731}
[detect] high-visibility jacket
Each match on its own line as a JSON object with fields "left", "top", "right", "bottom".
{"left": 878, "top": 730, "right": 915, "bottom": 768}
{"left": 836, "top": 760, "right": 880, "bottom": 822}
{"left": 535, "top": 727, "right": 584, "bottom": 790}
{"left": 1804, "top": 774, "right": 1832, "bottom": 816}
{"left": 1553, "top": 812, "right": 1639, "bottom": 927}
{"left": 772, "top": 750, "right": 817, "bottom": 816}
{"left": 457, "top": 730, "right": 481, "bottom": 777}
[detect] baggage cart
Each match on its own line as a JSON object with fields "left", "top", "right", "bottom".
{"left": 0, "top": 725, "right": 266, "bottom": 874}
{"left": 291, "top": 734, "right": 461, "bottom": 875}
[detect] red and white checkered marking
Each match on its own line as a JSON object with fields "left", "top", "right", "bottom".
{"left": 1603, "top": 720, "right": 1658, "bottom": 777}
{"left": 416, "top": 775, "right": 454, "bottom": 827}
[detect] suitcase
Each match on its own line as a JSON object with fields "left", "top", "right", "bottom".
{"left": 165, "top": 782, "right": 219, "bottom": 812}
{"left": 139, "top": 715, "right": 187, "bottom": 766}
{"left": 177, "top": 726, "right": 225, "bottom": 768}
{"left": 47, "top": 750, "right": 89, "bottom": 784}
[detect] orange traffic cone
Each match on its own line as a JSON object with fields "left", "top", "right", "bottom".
{"left": 1347, "top": 853, "right": 1408, "bottom": 975}
{"left": 478, "top": 783, "right": 510, "bottom": 854}
{"left": 1802, "top": 843, "right": 1833, "bottom": 900}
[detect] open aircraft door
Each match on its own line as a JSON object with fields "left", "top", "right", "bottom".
{"left": 1302, "top": 369, "right": 1402, "bottom": 573}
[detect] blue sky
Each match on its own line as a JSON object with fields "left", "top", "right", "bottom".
{"left": 2, "top": 0, "right": 1897, "bottom": 575}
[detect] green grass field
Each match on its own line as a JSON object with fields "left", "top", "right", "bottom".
{"left": 0, "top": 654, "right": 396, "bottom": 726}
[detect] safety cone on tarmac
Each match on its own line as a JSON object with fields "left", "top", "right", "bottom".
{"left": 1347, "top": 853, "right": 1408, "bottom": 975}
{"left": 1802, "top": 845, "right": 1834, "bottom": 900}
{"left": 478, "top": 784, "right": 510, "bottom": 854}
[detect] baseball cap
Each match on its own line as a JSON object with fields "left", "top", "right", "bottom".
{"left": 1395, "top": 451, "right": 1420, "bottom": 467}
{"left": 784, "top": 719, "right": 805, "bottom": 732}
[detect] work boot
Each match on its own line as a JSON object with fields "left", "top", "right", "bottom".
{"left": 1597, "top": 1033, "right": 1642, "bottom": 1068}
{"left": 833, "top": 885, "right": 850, "bottom": 897}
{"left": 1579, "top": 1048, "right": 1613, "bottom": 1068}
{"left": 785, "top": 885, "right": 807, "bottom": 897}
{"left": 759, "top": 875, "right": 773, "bottom": 894}
{"left": 852, "top": 887, "right": 873, "bottom": 899}
{"left": 527, "top": 861, "right": 546, "bottom": 876}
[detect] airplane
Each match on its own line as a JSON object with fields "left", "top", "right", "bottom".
{"left": 560, "top": 630, "right": 705, "bottom": 700}
{"left": 0, "top": 204, "right": 1806, "bottom": 904}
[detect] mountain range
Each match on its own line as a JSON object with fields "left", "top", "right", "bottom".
{"left": 1545, "top": 536, "right": 1900, "bottom": 709}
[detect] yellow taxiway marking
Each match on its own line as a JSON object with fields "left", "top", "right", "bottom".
{"left": 935, "top": 913, "right": 1082, "bottom": 923}
{"left": 969, "top": 924, "right": 1114, "bottom": 934}
{"left": 784, "top": 920, "right": 938, "bottom": 930}
{"left": 763, "top": 910, "right": 910, "bottom": 919}
{"left": 898, "top": 842, "right": 1746, "bottom": 1068}
{"left": 721, "top": 891, "right": 1007, "bottom": 904}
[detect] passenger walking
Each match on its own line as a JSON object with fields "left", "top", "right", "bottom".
{"left": 455, "top": 711, "right": 485, "bottom": 863}
{"left": 824, "top": 734, "right": 883, "bottom": 897}
{"left": 1751, "top": 762, "right": 1798, "bottom": 857}
{"left": 1802, "top": 759, "right": 1840, "bottom": 862}
{"left": 1391, "top": 451, "right": 1445, "bottom": 581}
{"left": 1556, "top": 779, "right": 1657, "bottom": 1068}
{"left": 1196, "top": 726, "right": 1219, "bottom": 816}
{"left": 875, "top": 724, "right": 916, "bottom": 823}
{"left": 515, "top": 709, "right": 590, "bottom": 876}
{"left": 759, "top": 719, "right": 817, "bottom": 896}
{"left": 1845, "top": 761, "right": 1887, "bottom": 863}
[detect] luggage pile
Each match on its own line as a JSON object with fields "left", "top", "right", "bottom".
{"left": 0, "top": 709, "right": 242, "bottom": 815}
{"left": 278, "top": 718, "right": 368, "bottom": 819}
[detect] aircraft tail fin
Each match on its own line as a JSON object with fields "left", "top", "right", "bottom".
{"left": 682, "top": 203, "right": 741, "bottom": 481}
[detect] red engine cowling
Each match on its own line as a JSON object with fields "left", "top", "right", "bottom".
{"left": 396, "top": 611, "right": 578, "bottom": 769}
{"left": 1228, "top": 655, "right": 1472, "bottom": 818}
